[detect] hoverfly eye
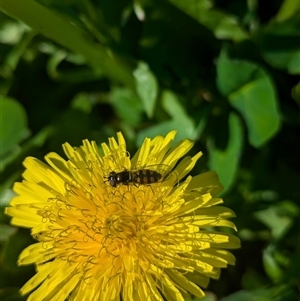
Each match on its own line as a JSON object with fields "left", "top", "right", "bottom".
{"left": 108, "top": 177, "right": 116, "bottom": 187}
{"left": 107, "top": 172, "right": 117, "bottom": 187}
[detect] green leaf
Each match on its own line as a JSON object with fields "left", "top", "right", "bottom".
{"left": 0, "top": 224, "right": 17, "bottom": 243}
{"left": 288, "top": 50, "right": 300, "bottom": 74}
{"left": 1, "top": 230, "right": 31, "bottom": 274}
{"left": 221, "top": 290, "right": 266, "bottom": 301}
{"left": 208, "top": 113, "right": 243, "bottom": 194}
{"left": 136, "top": 120, "right": 180, "bottom": 147}
{"left": 0, "top": 124, "right": 53, "bottom": 173}
{"left": 0, "top": 97, "right": 30, "bottom": 157}
{"left": 229, "top": 77, "right": 281, "bottom": 147}
{"left": 133, "top": 61, "right": 158, "bottom": 118}
{"left": 136, "top": 90, "right": 198, "bottom": 146}
{"left": 0, "top": 189, "right": 16, "bottom": 208}
{"left": 192, "top": 294, "right": 216, "bottom": 301}
{"left": 221, "top": 286, "right": 298, "bottom": 301}
{"left": 1, "top": 27, "right": 35, "bottom": 79}
{"left": 161, "top": 90, "right": 194, "bottom": 129}
{"left": 133, "top": 0, "right": 145, "bottom": 21}
{"left": 110, "top": 87, "right": 143, "bottom": 126}
{"left": 262, "top": 246, "right": 284, "bottom": 282}
{"left": 167, "top": 0, "right": 248, "bottom": 41}
{"left": 217, "top": 52, "right": 281, "bottom": 147}
{"left": 0, "top": 287, "right": 27, "bottom": 301}
{"left": 276, "top": 0, "right": 300, "bottom": 22}
{"left": 0, "top": 20, "right": 27, "bottom": 45}
{"left": 241, "top": 268, "right": 269, "bottom": 290}
{"left": 257, "top": 14, "right": 300, "bottom": 73}
{"left": 161, "top": 90, "right": 208, "bottom": 139}
{"left": 291, "top": 81, "right": 300, "bottom": 103}
{"left": 71, "top": 93, "right": 94, "bottom": 114}
{"left": 217, "top": 58, "right": 257, "bottom": 96}
{"left": 284, "top": 238, "right": 300, "bottom": 284}
{"left": 0, "top": 99, "right": 52, "bottom": 172}
{"left": 254, "top": 201, "right": 297, "bottom": 239}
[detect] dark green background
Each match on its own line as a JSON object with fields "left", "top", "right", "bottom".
{"left": 1, "top": 0, "right": 299, "bottom": 300}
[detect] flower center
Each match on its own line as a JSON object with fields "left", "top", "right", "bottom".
{"left": 105, "top": 214, "right": 137, "bottom": 240}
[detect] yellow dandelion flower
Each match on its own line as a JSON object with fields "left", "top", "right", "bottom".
{"left": 6, "top": 131, "right": 240, "bottom": 301}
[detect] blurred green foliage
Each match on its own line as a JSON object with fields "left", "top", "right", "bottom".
{"left": 1, "top": 0, "right": 299, "bottom": 300}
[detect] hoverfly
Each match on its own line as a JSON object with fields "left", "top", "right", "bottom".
{"left": 105, "top": 165, "right": 173, "bottom": 188}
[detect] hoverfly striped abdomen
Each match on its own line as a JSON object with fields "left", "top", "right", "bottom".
{"left": 132, "top": 169, "right": 162, "bottom": 185}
